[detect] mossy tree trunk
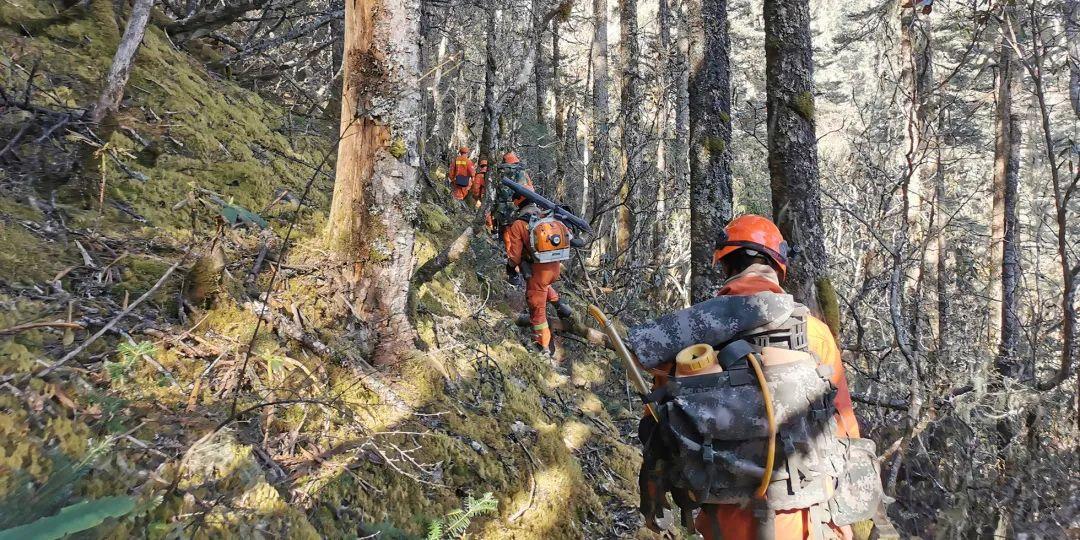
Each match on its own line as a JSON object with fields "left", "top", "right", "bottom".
{"left": 763, "top": 0, "right": 828, "bottom": 317}
{"left": 688, "top": 0, "right": 733, "bottom": 303}
{"left": 328, "top": 0, "right": 421, "bottom": 367}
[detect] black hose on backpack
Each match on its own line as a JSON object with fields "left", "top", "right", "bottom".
{"left": 747, "top": 352, "right": 776, "bottom": 499}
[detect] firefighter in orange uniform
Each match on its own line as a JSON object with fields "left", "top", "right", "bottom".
{"left": 503, "top": 194, "right": 574, "bottom": 355}
{"left": 471, "top": 159, "right": 489, "bottom": 209}
{"left": 448, "top": 146, "right": 475, "bottom": 201}
{"left": 688, "top": 214, "right": 860, "bottom": 539}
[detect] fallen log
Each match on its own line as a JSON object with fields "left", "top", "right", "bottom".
{"left": 515, "top": 314, "right": 610, "bottom": 349}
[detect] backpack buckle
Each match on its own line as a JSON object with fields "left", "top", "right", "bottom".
{"left": 702, "top": 439, "right": 715, "bottom": 463}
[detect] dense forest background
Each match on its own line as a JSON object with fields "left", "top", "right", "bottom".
{"left": 0, "top": 0, "right": 1077, "bottom": 537}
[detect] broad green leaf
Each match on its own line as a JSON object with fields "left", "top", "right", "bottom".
{"left": 218, "top": 203, "right": 268, "bottom": 229}
{"left": 0, "top": 496, "right": 136, "bottom": 540}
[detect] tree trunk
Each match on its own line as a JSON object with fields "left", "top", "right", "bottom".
{"left": 479, "top": 2, "right": 499, "bottom": 161}
{"left": 533, "top": 0, "right": 554, "bottom": 190}
{"left": 552, "top": 20, "right": 567, "bottom": 196}
{"left": 328, "top": 0, "right": 421, "bottom": 367}
{"left": 324, "top": 18, "right": 345, "bottom": 121}
{"left": 87, "top": 0, "right": 154, "bottom": 126}
{"left": 618, "top": 0, "right": 644, "bottom": 259}
{"left": 999, "top": 112, "right": 1022, "bottom": 375}
{"left": 417, "top": 0, "right": 447, "bottom": 165}
{"left": 1068, "top": 0, "right": 1079, "bottom": 118}
{"left": 991, "top": 28, "right": 1022, "bottom": 373}
{"left": 588, "top": 0, "right": 611, "bottom": 222}
{"left": 763, "top": 0, "right": 827, "bottom": 316}
{"left": 688, "top": 0, "right": 732, "bottom": 303}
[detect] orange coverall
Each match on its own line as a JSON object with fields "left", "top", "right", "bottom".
{"left": 471, "top": 163, "right": 488, "bottom": 207}
{"left": 449, "top": 155, "right": 475, "bottom": 201}
{"left": 693, "top": 273, "right": 860, "bottom": 540}
{"left": 504, "top": 219, "right": 561, "bottom": 349}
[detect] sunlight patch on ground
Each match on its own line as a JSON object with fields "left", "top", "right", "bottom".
{"left": 561, "top": 420, "right": 593, "bottom": 452}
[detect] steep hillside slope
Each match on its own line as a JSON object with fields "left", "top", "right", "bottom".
{"left": 0, "top": 6, "right": 656, "bottom": 538}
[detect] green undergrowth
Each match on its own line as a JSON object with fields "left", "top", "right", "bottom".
{"left": 0, "top": 5, "right": 651, "bottom": 537}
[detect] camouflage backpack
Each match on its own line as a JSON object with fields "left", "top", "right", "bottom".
{"left": 493, "top": 164, "right": 532, "bottom": 231}
{"left": 627, "top": 293, "right": 884, "bottom": 537}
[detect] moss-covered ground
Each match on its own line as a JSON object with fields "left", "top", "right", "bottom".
{"left": 0, "top": 4, "right": 656, "bottom": 537}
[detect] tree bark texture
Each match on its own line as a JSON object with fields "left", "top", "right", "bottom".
{"left": 329, "top": 0, "right": 421, "bottom": 367}
{"left": 88, "top": 0, "right": 154, "bottom": 125}
{"left": 479, "top": 2, "right": 499, "bottom": 161}
{"left": 688, "top": 0, "right": 733, "bottom": 303}
{"left": 533, "top": 0, "right": 554, "bottom": 191}
{"left": 763, "top": 0, "right": 826, "bottom": 315}
{"left": 990, "top": 30, "right": 1022, "bottom": 371}
{"left": 1068, "top": 0, "right": 1079, "bottom": 118}
{"left": 552, "top": 19, "right": 567, "bottom": 195}
{"left": 325, "top": 18, "right": 345, "bottom": 121}
{"left": 618, "top": 0, "right": 645, "bottom": 258}
{"left": 998, "top": 112, "right": 1022, "bottom": 376}
{"left": 588, "top": 0, "right": 611, "bottom": 223}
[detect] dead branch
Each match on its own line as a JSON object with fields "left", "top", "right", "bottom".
{"left": 39, "top": 260, "right": 181, "bottom": 377}
{"left": 0, "top": 320, "right": 84, "bottom": 336}
{"left": 87, "top": 0, "right": 154, "bottom": 125}
{"left": 244, "top": 300, "right": 332, "bottom": 357}
{"left": 166, "top": 0, "right": 273, "bottom": 42}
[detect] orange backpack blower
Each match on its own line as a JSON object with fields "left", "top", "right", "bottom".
{"left": 528, "top": 212, "right": 573, "bottom": 263}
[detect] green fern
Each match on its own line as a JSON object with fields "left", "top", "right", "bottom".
{"left": 427, "top": 492, "right": 498, "bottom": 540}
{"left": 106, "top": 341, "right": 156, "bottom": 383}
{"left": 426, "top": 519, "right": 444, "bottom": 540}
{"left": 0, "top": 496, "right": 136, "bottom": 540}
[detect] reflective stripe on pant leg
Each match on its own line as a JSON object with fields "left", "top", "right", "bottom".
{"left": 526, "top": 272, "right": 552, "bottom": 347}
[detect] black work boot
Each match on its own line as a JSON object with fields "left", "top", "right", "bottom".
{"left": 555, "top": 300, "right": 573, "bottom": 320}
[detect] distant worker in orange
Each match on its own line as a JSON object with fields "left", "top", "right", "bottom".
{"left": 503, "top": 188, "right": 575, "bottom": 356}
{"left": 471, "top": 159, "right": 489, "bottom": 209}
{"left": 448, "top": 146, "right": 475, "bottom": 202}
{"left": 642, "top": 214, "right": 865, "bottom": 539}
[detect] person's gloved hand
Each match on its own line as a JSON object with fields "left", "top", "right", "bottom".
{"left": 506, "top": 263, "right": 525, "bottom": 289}
{"left": 509, "top": 274, "right": 525, "bottom": 289}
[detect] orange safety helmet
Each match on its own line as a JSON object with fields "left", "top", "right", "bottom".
{"left": 459, "top": 146, "right": 470, "bottom": 154}
{"left": 503, "top": 152, "right": 520, "bottom": 164}
{"left": 712, "top": 214, "right": 790, "bottom": 279}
